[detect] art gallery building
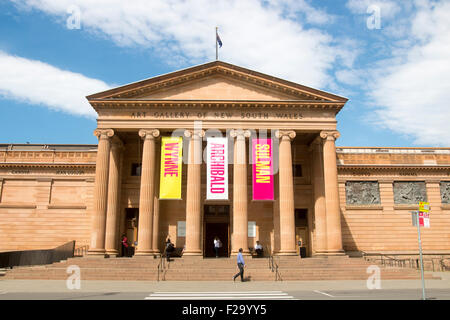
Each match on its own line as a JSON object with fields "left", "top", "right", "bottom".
{"left": 1, "top": 61, "right": 449, "bottom": 259}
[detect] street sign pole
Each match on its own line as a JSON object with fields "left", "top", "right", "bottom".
{"left": 415, "top": 211, "right": 426, "bottom": 300}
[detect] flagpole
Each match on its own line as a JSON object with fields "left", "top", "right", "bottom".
{"left": 215, "top": 26, "right": 218, "bottom": 61}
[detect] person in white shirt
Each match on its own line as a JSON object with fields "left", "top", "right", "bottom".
{"left": 255, "top": 240, "right": 263, "bottom": 257}
{"left": 214, "top": 236, "right": 221, "bottom": 258}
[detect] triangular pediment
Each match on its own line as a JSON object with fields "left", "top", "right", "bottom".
{"left": 87, "top": 61, "right": 347, "bottom": 103}
{"left": 133, "top": 75, "right": 301, "bottom": 101}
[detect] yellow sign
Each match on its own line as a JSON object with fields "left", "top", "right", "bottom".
{"left": 160, "top": 136, "right": 183, "bottom": 199}
{"left": 419, "top": 201, "right": 430, "bottom": 213}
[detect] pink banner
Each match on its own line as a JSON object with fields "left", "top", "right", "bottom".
{"left": 252, "top": 139, "right": 274, "bottom": 200}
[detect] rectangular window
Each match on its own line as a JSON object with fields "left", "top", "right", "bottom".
{"left": 131, "top": 163, "right": 142, "bottom": 176}
{"left": 293, "top": 164, "right": 303, "bottom": 177}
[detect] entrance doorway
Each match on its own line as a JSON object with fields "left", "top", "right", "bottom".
{"left": 295, "top": 208, "right": 309, "bottom": 257}
{"left": 204, "top": 205, "right": 230, "bottom": 257}
{"left": 125, "top": 208, "right": 139, "bottom": 256}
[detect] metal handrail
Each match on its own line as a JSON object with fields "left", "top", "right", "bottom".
{"left": 157, "top": 253, "right": 166, "bottom": 281}
{"left": 361, "top": 251, "right": 449, "bottom": 272}
{"left": 74, "top": 245, "right": 89, "bottom": 257}
{"left": 266, "top": 245, "right": 282, "bottom": 281}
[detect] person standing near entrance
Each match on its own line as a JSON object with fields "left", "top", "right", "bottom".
{"left": 214, "top": 236, "right": 222, "bottom": 258}
{"left": 233, "top": 248, "right": 246, "bottom": 282}
{"left": 121, "top": 234, "right": 129, "bottom": 257}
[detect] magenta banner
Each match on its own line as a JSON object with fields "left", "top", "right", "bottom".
{"left": 252, "top": 138, "right": 274, "bottom": 200}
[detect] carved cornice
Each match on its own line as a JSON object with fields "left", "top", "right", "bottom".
{"left": 138, "top": 129, "right": 160, "bottom": 140}
{"left": 90, "top": 100, "right": 345, "bottom": 113}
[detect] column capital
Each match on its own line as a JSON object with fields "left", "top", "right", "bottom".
{"left": 320, "top": 130, "right": 340, "bottom": 141}
{"left": 94, "top": 129, "right": 114, "bottom": 140}
{"left": 184, "top": 129, "right": 205, "bottom": 139}
{"left": 139, "top": 129, "right": 160, "bottom": 140}
{"left": 275, "top": 130, "right": 296, "bottom": 141}
{"left": 230, "top": 129, "right": 251, "bottom": 139}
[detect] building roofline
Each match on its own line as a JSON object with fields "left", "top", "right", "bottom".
{"left": 87, "top": 60, "right": 349, "bottom": 103}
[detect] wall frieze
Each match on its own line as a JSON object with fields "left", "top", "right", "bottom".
{"left": 0, "top": 163, "right": 95, "bottom": 169}
{"left": 338, "top": 165, "right": 450, "bottom": 171}
{"left": 91, "top": 100, "right": 344, "bottom": 112}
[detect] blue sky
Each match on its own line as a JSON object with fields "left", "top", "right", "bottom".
{"left": 0, "top": 0, "right": 449, "bottom": 147}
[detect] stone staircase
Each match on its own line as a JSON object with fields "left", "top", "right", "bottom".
{"left": 1, "top": 255, "right": 440, "bottom": 281}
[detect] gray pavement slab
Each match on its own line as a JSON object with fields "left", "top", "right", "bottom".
{"left": 0, "top": 277, "right": 449, "bottom": 300}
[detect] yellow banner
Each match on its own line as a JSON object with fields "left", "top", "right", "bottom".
{"left": 160, "top": 136, "right": 183, "bottom": 199}
{"left": 419, "top": 201, "right": 430, "bottom": 212}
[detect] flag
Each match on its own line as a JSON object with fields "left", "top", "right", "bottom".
{"left": 216, "top": 33, "right": 223, "bottom": 48}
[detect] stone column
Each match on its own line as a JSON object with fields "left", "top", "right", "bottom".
{"left": 88, "top": 128, "right": 114, "bottom": 256}
{"left": 311, "top": 136, "right": 327, "bottom": 254}
{"left": 230, "top": 129, "right": 251, "bottom": 255}
{"left": 183, "top": 129, "right": 205, "bottom": 256}
{"left": 320, "top": 130, "right": 344, "bottom": 254}
{"left": 152, "top": 140, "right": 161, "bottom": 254}
{"left": 105, "top": 137, "right": 123, "bottom": 257}
{"left": 275, "top": 130, "right": 297, "bottom": 255}
{"left": 135, "top": 129, "right": 160, "bottom": 256}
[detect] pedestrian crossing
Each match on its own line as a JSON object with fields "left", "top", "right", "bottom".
{"left": 145, "top": 291, "right": 296, "bottom": 300}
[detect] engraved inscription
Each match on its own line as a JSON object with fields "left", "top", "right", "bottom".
{"left": 393, "top": 181, "right": 427, "bottom": 204}
{"left": 440, "top": 182, "right": 450, "bottom": 204}
{"left": 56, "top": 170, "right": 85, "bottom": 175}
{"left": 10, "top": 170, "right": 30, "bottom": 174}
{"left": 129, "top": 110, "right": 303, "bottom": 120}
{"left": 345, "top": 181, "right": 381, "bottom": 205}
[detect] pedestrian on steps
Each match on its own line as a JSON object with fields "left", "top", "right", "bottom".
{"left": 232, "top": 248, "right": 246, "bottom": 282}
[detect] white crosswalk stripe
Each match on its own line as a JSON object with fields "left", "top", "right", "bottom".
{"left": 145, "top": 291, "right": 296, "bottom": 300}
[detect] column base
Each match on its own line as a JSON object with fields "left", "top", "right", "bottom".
{"left": 105, "top": 249, "right": 119, "bottom": 257}
{"left": 87, "top": 249, "right": 106, "bottom": 257}
{"left": 182, "top": 250, "right": 202, "bottom": 256}
{"left": 318, "top": 250, "right": 346, "bottom": 256}
{"left": 181, "top": 255, "right": 203, "bottom": 260}
{"left": 134, "top": 250, "right": 157, "bottom": 257}
{"left": 230, "top": 250, "right": 251, "bottom": 256}
{"left": 274, "top": 250, "right": 298, "bottom": 256}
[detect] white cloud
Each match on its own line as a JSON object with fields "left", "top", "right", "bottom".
{"left": 11, "top": 0, "right": 351, "bottom": 89}
{"left": 335, "top": 69, "right": 365, "bottom": 87}
{"left": 346, "top": 0, "right": 402, "bottom": 20}
{"left": 0, "top": 51, "right": 111, "bottom": 117}
{"left": 368, "top": 0, "right": 450, "bottom": 146}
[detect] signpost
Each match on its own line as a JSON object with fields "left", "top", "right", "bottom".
{"left": 411, "top": 201, "right": 430, "bottom": 300}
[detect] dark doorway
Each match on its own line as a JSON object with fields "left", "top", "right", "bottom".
{"left": 295, "top": 208, "right": 309, "bottom": 257}
{"left": 204, "top": 223, "right": 229, "bottom": 257}
{"left": 125, "top": 208, "right": 139, "bottom": 256}
{"left": 204, "top": 205, "right": 230, "bottom": 257}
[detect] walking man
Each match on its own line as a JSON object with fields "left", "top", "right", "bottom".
{"left": 233, "top": 248, "right": 246, "bottom": 282}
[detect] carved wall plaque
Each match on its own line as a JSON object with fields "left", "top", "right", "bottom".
{"left": 393, "top": 181, "right": 427, "bottom": 204}
{"left": 440, "top": 182, "right": 450, "bottom": 204}
{"left": 345, "top": 181, "right": 381, "bottom": 205}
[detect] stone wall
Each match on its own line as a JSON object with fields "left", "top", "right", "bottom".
{"left": 339, "top": 168, "right": 450, "bottom": 254}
